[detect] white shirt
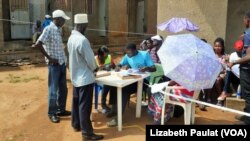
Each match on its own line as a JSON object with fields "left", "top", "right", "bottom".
{"left": 67, "top": 30, "right": 97, "bottom": 87}
{"left": 229, "top": 52, "right": 241, "bottom": 78}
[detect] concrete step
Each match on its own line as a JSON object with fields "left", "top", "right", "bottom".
{"left": 225, "top": 97, "right": 245, "bottom": 111}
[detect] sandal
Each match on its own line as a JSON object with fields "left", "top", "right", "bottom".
{"left": 107, "top": 118, "right": 117, "bottom": 127}
{"left": 217, "top": 92, "right": 228, "bottom": 101}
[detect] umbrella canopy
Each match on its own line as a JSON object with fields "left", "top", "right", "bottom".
{"left": 157, "top": 33, "right": 222, "bottom": 91}
{"left": 157, "top": 17, "right": 199, "bottom": 33}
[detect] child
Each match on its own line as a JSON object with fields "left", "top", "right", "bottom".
{"left": 95, "top": 46, "right": 115, "bottom": 113}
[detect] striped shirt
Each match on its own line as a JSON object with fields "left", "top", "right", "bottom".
{"left": 37, "top": 22, "right": 66, "bottom": 65}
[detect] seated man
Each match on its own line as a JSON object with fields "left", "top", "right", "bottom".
{"left": 106, "top": 43, "right": 156, "bottom": 127}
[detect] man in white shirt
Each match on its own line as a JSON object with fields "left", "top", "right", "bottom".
{"left": 67, "top": 14, "right": 103, "bottom": 140}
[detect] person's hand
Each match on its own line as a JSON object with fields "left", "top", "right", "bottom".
{"left": 227, "top": 62, "right": 234, "bottom": 69}
{"left": 115, "top": 65, "right": 121, "bottom": 72}
{"left": 49, "top": 58, "right": 58, "bottom": 64}
{"left": 139, "top": 67, "right": 147, "bottom": 72}
{"left": 122, "top": 65, "right": 130, "bottom": 70}
{"left": 104, "top": 64, "right": 111, "bottom": 71}
{"left": 99, "top": 65, "right": 104, "bottom": 71}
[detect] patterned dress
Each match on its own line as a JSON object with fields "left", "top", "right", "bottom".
{"left": 148, "top": 86, "right": 194, "bottom": 123}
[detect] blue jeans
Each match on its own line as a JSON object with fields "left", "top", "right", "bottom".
{"left": 48, "top": 64, "right": 68, "bottom": 116}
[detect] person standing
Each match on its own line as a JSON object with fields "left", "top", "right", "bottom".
{"left": 42, "top": 14, "right": 52, "bottom": 29}
{"left": 32, "top": 20, "right": 42, "bottom": 44}
{"left": 35, "top": 9, "right": 71, "bottom": 123}
{"left": 67, "top": 13, "right": 104, "bottom": 140}
{"left": 228, "top": 11, "right": 250, "bottom": 125}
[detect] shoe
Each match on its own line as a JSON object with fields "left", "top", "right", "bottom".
{"left": 216, "top": 100, "right": 224, "bottom": 107}
{"left": 107, "top": 118, "right": 118, "bottom": 127}
{"left": 141, "top": 101, "right": 148, "bottom": 106}
{"left": 49, "top": 115, "right": 60, "bottom": 123}
{"left": 106, "top": 111, "right": 117, "bottom": 118}
{"left": 57, "top": 110, "right": 71, "bottom": 116}
{"left": 73, "top": 127, "right": 81, "bottom": 132}
{"left": 83, "top": 133, "right": 104, "bottom": 140}
{"left": 217, "top": 92, "right": 229, "bottom": 101}
{"left": 101, "top": 105, "right": 111, "bottom": 114}
{"left": 207, "top": 99, "right": 212, "bottom": 103}
{"left": 235, "top": 115, "right": 247, "bottom": 121}
{"left": 199, "top": 104, "right": 207, "bottom": 111}
{"left": 234, "top": 121, "right": 248, "bottom": 125}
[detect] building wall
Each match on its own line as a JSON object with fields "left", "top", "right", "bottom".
{"left": 145, "top": 0, "right": 157, "bottom": 34}
{"left": 2, "top": 0, "right": 10, "bottom": 41}
{"left": 225, "top": 0, "right": 250, "bottom": 53}
{"left": 157, "top": 0, "right": 228, "bottom": 46}
{"left": 108, "top": 0, "right": 128, "bottom": 37}
{"left": 0, "top": 0, "right": 4, "bottom": 47}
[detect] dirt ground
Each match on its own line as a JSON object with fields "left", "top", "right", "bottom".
{"left": 0, "top": 64, "right": 240, "bottom": 141}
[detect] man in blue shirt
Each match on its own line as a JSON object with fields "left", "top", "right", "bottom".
{"left": 228, "top": 11, "right": 250, "bottom": 125}
{"left": 106, "top": 43, "right": 156, "bottom": 127}
{"left": 42, "top": 15, "right": 52, "bottom": 29}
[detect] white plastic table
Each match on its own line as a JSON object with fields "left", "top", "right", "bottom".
{"left": 95, "top": 71, "right": 150, "bottom": 131}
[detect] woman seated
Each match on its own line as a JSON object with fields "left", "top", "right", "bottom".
{"left": 148, "top": 79, "right": 195, "bottom": 124}
{"left": 205, "top": 38, "right": 228, "bottom": 103}
{"left": 216, "top": 40, "right": 243, "bottom": 106}
{"left": 95, "top": 46, "right": 115, "bottom": 113}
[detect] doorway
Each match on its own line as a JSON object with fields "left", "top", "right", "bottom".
{"left": 10, "top": 0, "right": 31, "bottom": 39}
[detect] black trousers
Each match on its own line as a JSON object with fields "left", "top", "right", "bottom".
{"left": 109, "top": 82, "right": 137, "bottom": 113}
{"left": 109, "top": 79, "right": 149, "bottom": 114}
{"left": 72, "top": 83, "right": 94, "bottom": 135}
{"left": 101, "top": 85, "right": 111, "bottom": 107}
{"left": 240, "top": 68, "right": 250, "bottom": 123}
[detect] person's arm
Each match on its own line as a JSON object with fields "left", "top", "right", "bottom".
{"left": 35, "top": 28, "right": 58, "bottom": 64}
{"left": 228, "top": 47, "right": 250, "bottom": 68}
{"left": 78, "top": 39, "right": 97, "bottom": 71}
{"left": 168, "top": 80, "right": 177, "bottom": 86}
{"left": 139, "top": 52, "right": 156, "bottom": 72}
{"left": 109, "top": 56, "right": 116, "bottom": 69}
{"left": 115, "top": 55, "right": 129, "bottom": 71}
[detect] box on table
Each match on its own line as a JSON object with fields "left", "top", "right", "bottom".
{"left": 96, "top": 71, "right": 111, "bottom": 78}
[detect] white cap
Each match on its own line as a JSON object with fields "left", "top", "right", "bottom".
{"left": 52, "top": 9, "right": 70, "bottom": 20}
{"left": 151, "top": 35, "right": 162, "bottom": 41}
{"left": 45, "top": 14, "right": 51, "bottom": 18}
{"left": 74, "top": 14, "right": 88, "bottom": 24}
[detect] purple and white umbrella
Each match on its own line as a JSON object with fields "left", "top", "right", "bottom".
{"left": 157, "top": 33, "right": 222, "bottom": 91}
{"left": 157, "top": 17, "right": 199, "bottom": 33}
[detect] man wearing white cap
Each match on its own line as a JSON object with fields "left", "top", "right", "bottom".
{"left": 67, "top": 14, "right": 104, "bottom": 140}
{"left": 35, "top": 9, "right": 71, "bottom": 123}
{"left": 42, "top": 14, "right": 52, "bottom": 29}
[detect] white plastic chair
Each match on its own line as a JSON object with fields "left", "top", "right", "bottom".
{"left": 161, "top": 86, "right": 200, "bottom": 125}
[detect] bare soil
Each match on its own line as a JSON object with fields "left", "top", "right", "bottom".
{"left": 0, "top": 63, "right": 239, "bottom": 141}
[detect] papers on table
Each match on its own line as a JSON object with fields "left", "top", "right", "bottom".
{"left": 116, "top": 69, "right": 144, "bottom": 79}
{"left": 96, "top": 71, "right": 111, "bottom": 78}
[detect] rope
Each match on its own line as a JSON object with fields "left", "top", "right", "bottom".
{"left": 0, "top": 18, "right": 155, "bottom": 36}
{"left": 158, "top": 89, "right": 250, "bottom": 117}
